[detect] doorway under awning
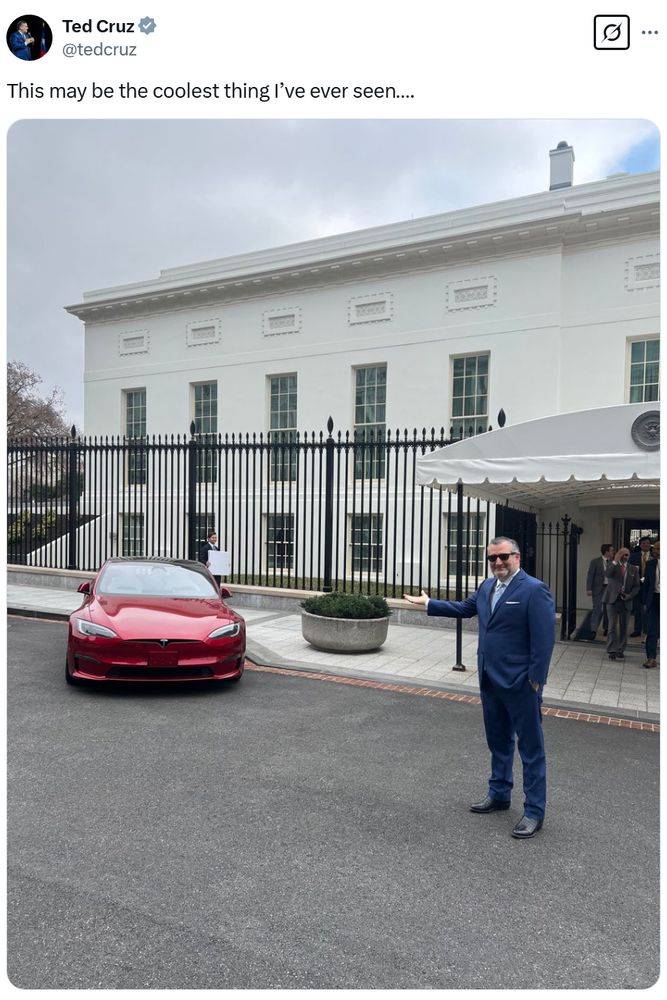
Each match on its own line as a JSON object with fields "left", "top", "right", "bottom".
{"left": 416, "top": 403, "right": 660, "bottom": 513}
{"left": 416, "top": 402, "right": 660, "bottom": 641}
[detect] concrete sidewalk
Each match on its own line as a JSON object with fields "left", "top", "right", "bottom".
{"left": 7, "top": 582, "right": 659, "bottom": 722}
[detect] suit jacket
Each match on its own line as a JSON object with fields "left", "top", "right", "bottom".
{"left": 586, "top": 556, "right": 610, "bottom": 596}
{"left": 10, "top": 31, "right": 32, "bottom": 59}
{"left": 603, "top": 561, "right": 640, "bottom": 605}
{"left": 641, "top": 558, "right": 659, "bottom": 611}
{"left": 198, "top": 541, "right": 218, "bottom": 565}
{"left": 427, "top": 569, "right": 556, "bottom": 690}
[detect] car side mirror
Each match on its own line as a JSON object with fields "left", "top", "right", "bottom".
{"left": 77, "top": 581, "right": 91, "bottom": 594}
{"left": 220, "top": 586, "right": 232, "bottom": 600}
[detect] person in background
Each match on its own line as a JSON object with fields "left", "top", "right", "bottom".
{"left": 604, "top": 548, "right": 640, "bottom": 661}
{"left": 403, "top": 537, "right": 555, "bottom": 840}
{"left": 585, "top": 543, "right": 614, "bottom": 640}
{"left": 641, "top": 541, "right": 659, "bottom": 669}
{"left": 199, "top": 529, "right": 221, "bottom": 585}
{"left": 629, "top": 536, "right": 653, "bottom": 637}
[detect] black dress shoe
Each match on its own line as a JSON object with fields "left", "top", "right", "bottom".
{"left": 616, "top": 653, "right": 625, "bottom": 660}
{"left": 608, "top": 653, "right": 616, "bottom": 660}
{"left": 511, "top": 815, "right": 543, "bottom": 839}
{"left": 630, "top": 632, "right": 641, "bottom": 638}
{"left": 469, "top": 795, "right": 511, "bottom": 813}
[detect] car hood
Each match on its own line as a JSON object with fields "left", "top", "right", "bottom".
{"left": 87, "top": 596, "right": 243, "bottom": 640}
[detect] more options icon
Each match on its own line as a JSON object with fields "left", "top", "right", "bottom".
{"left": 594, "top": 15, "right": 630, "bottom": 49}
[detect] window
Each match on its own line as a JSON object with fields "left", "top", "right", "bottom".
{"left": 446, "top": 513, "right": 486, "bottom": 578}
{"left": 124, "top": 389, "right": 146, "bottom": 485}
{"left": 269, "top": 374, "right": 297, "bottom": 482}
{"left": 193, "top": 382, "right": 218, "bottom": 483}
{"left": 350, "top": 514, "right": 384, "bottom": 574}
{"left": 354, "top": 365, "right": 386, "bottom": 479}
{"left": 451, "top": 354, "right": 489, "bottom": 438}
{"left": 266, "top": 514, "right": 295, "bottom": 571}
{"left": 121, "top": 513, "right": 144, "bottom": 557}
{"left": 628, "top": 339, "right": 659, "bottom": 402}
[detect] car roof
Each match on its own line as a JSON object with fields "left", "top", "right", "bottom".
{"left": 101, "top": 557, "right": 206, "bottom": 571}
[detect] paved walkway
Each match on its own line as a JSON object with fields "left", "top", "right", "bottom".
{"left": 7, "top": 583, "right": 659, "bottom": 722}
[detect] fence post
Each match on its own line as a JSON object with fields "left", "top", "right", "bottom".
{"left": 560, "top": 514, "right": 571, "bottom": 640}
{"left": 187, "top": 421, "right": 197, "bottom": 561}
{"left": 67, "top": 425, "right": 79, "bottom": 570}
{"left": 323, "top": 416, "right": 335, "bottom": 592}
{"left": 453, "top": 481, "right": 466, "bottom": 670}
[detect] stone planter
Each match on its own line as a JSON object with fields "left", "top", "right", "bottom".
{"left": 301, "top": 610, "right": 389, "bottom": 653}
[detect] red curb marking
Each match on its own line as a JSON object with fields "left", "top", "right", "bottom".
{"left": 244, "top": 661, "right": 659, "bottom": 733}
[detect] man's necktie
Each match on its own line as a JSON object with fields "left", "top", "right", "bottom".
{"left": 491, "top": 582, "right": 506, "bottom": 612}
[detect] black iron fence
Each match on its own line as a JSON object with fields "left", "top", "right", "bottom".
{"left": 7, "top": 421, "right": 580, "bottom": 630}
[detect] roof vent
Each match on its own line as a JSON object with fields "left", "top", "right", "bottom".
{"left": 549, "top": 141, "right": 575, "bottom": 190}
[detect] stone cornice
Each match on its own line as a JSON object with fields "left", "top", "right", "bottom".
{"left": 65, "top": 172, "right": 659, "bottom": 322}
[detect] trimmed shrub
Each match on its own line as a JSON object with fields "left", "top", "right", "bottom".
{"left": 301, "top": 592, "right": 391, "bottom": 620}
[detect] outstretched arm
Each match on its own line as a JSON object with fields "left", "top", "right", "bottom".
{"left": 404, "top": 589, "right": 479, "bottom": 619}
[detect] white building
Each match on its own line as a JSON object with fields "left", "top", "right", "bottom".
{"left": 66, "top": 144, "right": 660, "bottom": 601}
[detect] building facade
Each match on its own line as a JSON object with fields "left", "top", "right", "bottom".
{"left": 65, "top": 149, "right": 660, "bottom": 600}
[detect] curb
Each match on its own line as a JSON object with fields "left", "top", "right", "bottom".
{"left": 8, "top": 605, "right": 659, "bottom": 729}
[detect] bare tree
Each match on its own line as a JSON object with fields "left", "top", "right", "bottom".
{"left": 7, "top": 361, "right": 70, "bottom": 439}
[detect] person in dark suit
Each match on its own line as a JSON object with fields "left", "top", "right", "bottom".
{"left": 9, "top": 20, "right": 34, "bottom": 60}
{"left": 603, "top": 548, "right": 640, "bottom": 660}
{"left": 641, "top": 542, "right": 659, "bottom": 669}
{"left": 585, "top": 543, "right": 614, "bottom": 639}
{"left": 628, "top": 536, "right": 653, "bottom": 636}
{"left": 404, "top": 536, "right": 555, "bottom": 839}
{"left": 198, "top": 529, "right": 221, "bottom": 585}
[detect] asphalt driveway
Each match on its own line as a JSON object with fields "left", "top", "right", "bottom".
{"left": 7, "top": 617, "right": 659, "bottom": 989}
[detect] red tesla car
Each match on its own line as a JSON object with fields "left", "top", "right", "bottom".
{"left": 66, "top": 558, "right": 246, "bottom": 685}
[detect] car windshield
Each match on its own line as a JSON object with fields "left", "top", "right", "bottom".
{"left": 97, "top": 563, "right": 219, "bottom": 598}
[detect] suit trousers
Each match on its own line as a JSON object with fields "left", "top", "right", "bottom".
{"left": 645, "top": 595, "right": 660, "bottom": 660}
{"left": 590, "top": 592, "right": 608, "bottom": 634}
{"left": 632, "top": 593, "right": 646, "bottom": 635}
{"left": 479, "top": 672, "right": 546, "bottom": 820}
{"left": 606, "top": 598, "right": 630, "bottom": 655}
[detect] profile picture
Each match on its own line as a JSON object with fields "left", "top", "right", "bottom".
{"left": 7, "top": 15, "right": 52, "bottom": 60}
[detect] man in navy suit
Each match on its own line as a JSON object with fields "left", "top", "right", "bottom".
{"left": 404, "top": 536, "right": 555, "bottom": 839}
{"left": 9, "top": 21, "right": 34, "bottom": 60}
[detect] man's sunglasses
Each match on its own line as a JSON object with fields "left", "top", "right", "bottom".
{"left": 487, "top": 553, "right": 517, "bottom": 563}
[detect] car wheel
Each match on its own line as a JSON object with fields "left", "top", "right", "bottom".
{"left": 65, "top": 655, "right": 81, "bottom": 686}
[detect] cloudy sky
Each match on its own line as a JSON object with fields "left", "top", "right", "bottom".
{"left": 7, "top": 118, "right": 659, "bottom": 429}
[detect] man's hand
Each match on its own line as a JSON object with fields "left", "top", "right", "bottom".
{"left": 530, "top": 680, "right": 540, "bottom": 692}
{"left": 586, "top": 590, "right": 592, "bottom": 596}
{"left": 403, "top": 589, "right": 429, "bottom": 607}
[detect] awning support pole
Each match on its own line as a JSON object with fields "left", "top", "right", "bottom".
{"left": 453, "top": 481, "right": 466, "bottom": 671}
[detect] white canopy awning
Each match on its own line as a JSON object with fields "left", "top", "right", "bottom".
{"left": 416, "top": 403, "right": 660, "bottom": 512}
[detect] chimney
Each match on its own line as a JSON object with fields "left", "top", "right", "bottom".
{"left": 549, "top": 140, "right": 575, "bottom": 190}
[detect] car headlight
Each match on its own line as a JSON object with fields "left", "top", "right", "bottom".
{"left": 208, "top": 622, "right": 241, "bottom": 639}
{"left": 76, "top": 619, "right": 118, "bottom": 639}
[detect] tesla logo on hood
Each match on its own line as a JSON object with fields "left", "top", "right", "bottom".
{"left": 159, "top": 639, "right": 170, "bottom": 648}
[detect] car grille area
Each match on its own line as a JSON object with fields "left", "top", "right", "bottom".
{"left": 107, "top": 665, "right": 214, "bottom": 680}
